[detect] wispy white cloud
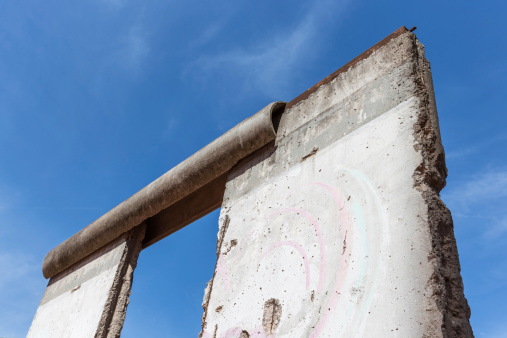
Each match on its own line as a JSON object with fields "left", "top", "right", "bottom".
{"left": 120, "top": 24, "right": 150, "bottom": 71}
{"left": 484, "top": 216, "right": 507, "bottom": 240}
{"left": 443, "top": 167, "right": 507, "bottom": 241}
{"left": 187, "top": 0, "right": 351, "bottom": 99}
{"left": 446, "top": 133, "right": 507, "bottom": 160}
{"left": 446, "top": 145, "right": 480, "bottom": 160}
{"left": 0, "top": 251, "right": 44, "bottom": 337}
{"left": 444, "top": 168, "right": 507, "bottom": 207}
{"left": 0, "top": 184, "right": 22, "bottom": 222}
{"left": 0, "top": 252, "right": 38, "bottom": 289}
{"left": 91, "top": 19, "right": 150, "bottom": 96}
{"left": 185, "top": 2, "right": 241, "bottom": 51}
{"left": 99, "top": 0, "right": 128, "bottom": 11}
{"left": 0, "top": 186, "right": 46, "bottom": 336}
{"left": 187, "top": 20, "right": 228, "bottom": 51}
{"left": 478, "top": 320, "right": 507, "bottom": 338}
{"left": 162, "top": 116, "right": 179, "bottom": 138}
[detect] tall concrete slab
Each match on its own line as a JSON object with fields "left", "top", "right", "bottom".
{"left": 200, "top": 29, "right": 473, "bottom": 337}
{"left": 27, "top": 225, "right": 145, "bottom": 338}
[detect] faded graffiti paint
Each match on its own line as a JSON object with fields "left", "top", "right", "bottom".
{"left": 203, "top": 164, "right": 387, "bottom": 337}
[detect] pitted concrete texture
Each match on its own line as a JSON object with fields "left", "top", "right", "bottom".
{"left": 28, "top": 224, "right": 145, "bottom": 338}
{"left": 200, "top": 31, "right": 472, "bottom": 337}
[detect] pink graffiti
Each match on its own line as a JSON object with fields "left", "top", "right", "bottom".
{"left": 267, "top": 208, "right": 325, "bottom": 293}
{"left": 220, "top": 327, "right": 267, "bottom": 338}
{"left": 259, "top": 240, "right": 311, "bottom": 289}
{"left": 239, "top": 229, "right": 256, "bottom": 251}
{"left": 250, "top": 326, "right": 268, "bottom": 337}
{"left": 307, "top": 182, "right": 352, "bottom": 338}
{"left": 221, "top": 327, "right": 242, "bottom": 338}
{"left": 210, "top": 182, "right": 356, "bottom": 337}
{"left": 216, "top": 257, "right": 231, "bottom": 293}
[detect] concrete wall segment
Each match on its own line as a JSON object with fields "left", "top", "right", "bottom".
{"left": 201, "top": 31, "right": 473, "bottom": 337}
{"left": 28, "top": 224, "right": 145, "bottom": 338}
{"left": 203, "top": 98, "right": 433, "bottom": 337}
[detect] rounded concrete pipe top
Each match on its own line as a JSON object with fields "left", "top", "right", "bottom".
{"left": 42, "top": 101, "right": 286, "bottom": 279}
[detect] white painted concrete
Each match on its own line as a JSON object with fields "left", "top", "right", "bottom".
{"left": 27, "top": 237, "right": 127, "bottom": 338}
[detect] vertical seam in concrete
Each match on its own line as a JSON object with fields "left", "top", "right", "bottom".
{"left": 94, "top": 223, "right": 146, "bottom": 338}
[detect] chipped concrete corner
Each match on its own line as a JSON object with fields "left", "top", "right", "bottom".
{"left": 200, "top": 29, "right": 473, "bottom": 337}
{"left": 27, "top": 224, "right": 146, "bottom": 338}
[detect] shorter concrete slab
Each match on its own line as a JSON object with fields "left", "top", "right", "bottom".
{"left": 28, "top": 225, "right": 145, "bottom": 338}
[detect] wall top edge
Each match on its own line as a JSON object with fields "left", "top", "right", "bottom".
{"left": 285, "top": 26, "right": 410, "bottom": 111}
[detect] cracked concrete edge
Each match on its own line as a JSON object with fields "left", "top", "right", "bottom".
{"left": 94, "top": 223, "right": 146, "bottom": 338}
{"left": 199, "top": 215, "right": 231, "bottom": 338}
{"left": 410, "top": 35, "right": 474, "bottom": 337}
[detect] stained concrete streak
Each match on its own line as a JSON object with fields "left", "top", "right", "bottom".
{"left": 300, "top": 147, "right": 319, "bottom": 162}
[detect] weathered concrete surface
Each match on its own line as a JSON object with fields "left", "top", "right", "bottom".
{"left": 43, "top": 101, "right": 285, "bottom": 279}
{"left": 200, "top": 30, "right": 473, "bottom": 337}
{"left": 28, "top": 224, "right": 145, "bottom": 338}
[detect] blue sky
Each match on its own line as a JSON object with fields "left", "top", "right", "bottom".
{"left": 0, "top": 0, "right": 506, "bottom": 337}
